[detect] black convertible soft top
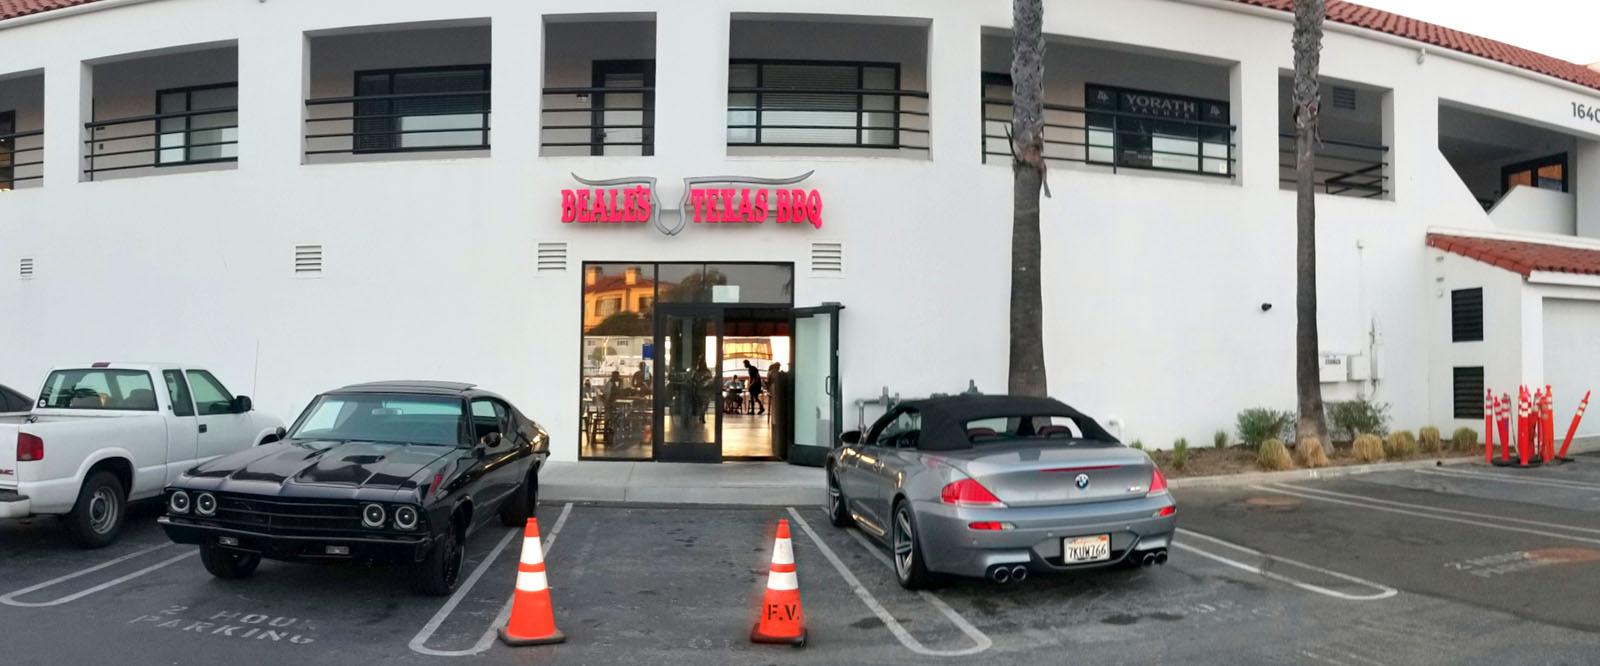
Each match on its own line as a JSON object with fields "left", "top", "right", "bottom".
{"left": 894, "top": 395, "right": 1119, "bottom": 451}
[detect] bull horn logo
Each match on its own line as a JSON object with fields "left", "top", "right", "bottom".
{"left": 571, "top": 171, "right": 815, "bottom": 237}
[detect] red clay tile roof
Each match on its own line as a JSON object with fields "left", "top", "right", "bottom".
{"left": 1231, "top": 0, "right": 1600, "bottom": 92}
{"left": 0, "top": 0, "right": 102, "bottom": 21}
{"left": 1427, "top": 233, "right": 1600, "bottom": 278}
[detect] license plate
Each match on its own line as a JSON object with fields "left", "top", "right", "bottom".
{"left": 1062, "top": 534, "right": 1111, "bottom": 563}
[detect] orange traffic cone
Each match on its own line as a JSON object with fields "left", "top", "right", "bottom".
{"left": 751, "top": 519, "right": 806, "bottom": 647}
{"left": 498, "top": 518, "right": 566, "bottom": 646}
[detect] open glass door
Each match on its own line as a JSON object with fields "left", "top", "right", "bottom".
{"left": 790, "top": 304, "right": 842, "bottom": 466}
{"left": 655, "top": 306, "right": 722, "bottom": 462}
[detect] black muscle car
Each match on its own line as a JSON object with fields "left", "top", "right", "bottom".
{"left": 158, "top": 381, "right": 549, "bottom": 595}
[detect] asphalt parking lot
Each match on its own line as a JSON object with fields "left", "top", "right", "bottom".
{"left": 5, "top": 455, "right": 1600, "bottom": 665}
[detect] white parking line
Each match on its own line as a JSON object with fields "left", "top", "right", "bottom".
{"left": 1173, "top": 529, "right": 1397, "bottom": 601}
{"left": 407, "top": 502, "right": 573, "bottom": 657}
{"left": 1417, "top": 467, "right": 1600, "bottom": 492}
{"left": 1, "top": 543, "right": 197, "bottom": 608}
{"left": 786, "top": 507, "right": 992, "bottom": 657}
{"left": 1255, "top": 485, "right": 1600, "bottom": 546}
{"left": 1268, "top": 483, "right": 1600, "bottom": 535}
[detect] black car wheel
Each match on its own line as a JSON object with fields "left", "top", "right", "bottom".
{"left": 200, "top": 540, "right": 261, "bottom": 579}
{"left": 415, "top": 517, "right": 465, "bottom": 596}
{"left": 63, "top": 471, "right": 125, "bottom": 549}
{"left": 826, "top": 468, "right": 852, "bottom": 527}
{"left": 499, "top": 469, "right": 536, "bottom": 527}
{"left": 892, "top": 501, "right": 931, "bottom": 590}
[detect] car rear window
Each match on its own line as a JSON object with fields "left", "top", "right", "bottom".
{"left": 38, "top": 369, "right": 158, "bottom": 411}
{"left": 963, "top": 415, "right": 1109, "bottom": 444}
{"left": 289, "top": 393, "right": 466, "bottom": 446}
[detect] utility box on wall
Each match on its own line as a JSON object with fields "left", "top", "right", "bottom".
{"left": 1319, "top": 353, "right": 1348, "bottom": 383}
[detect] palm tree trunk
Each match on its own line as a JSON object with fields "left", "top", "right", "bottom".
{"left": 1293, "top": 0, "right": 1330, "bottom": 448}
{"left": 1009, "top": 0, "right": 1048, "bottom": 398}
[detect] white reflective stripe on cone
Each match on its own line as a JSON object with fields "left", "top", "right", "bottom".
{"left": 766, "top": 570, "right": 798, "bottom": 591}
{"left": 772, "top": 537, "right": 794, "bottom": 566}
{"left": 520, "top": 537, "right": 544, "bottom": 565}
{"left": 516, "top": 570, "right": 549, "bottom": 593}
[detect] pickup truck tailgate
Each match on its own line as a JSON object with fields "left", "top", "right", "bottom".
{"left": 0, "top": 422, "right": 19, "bottom": 490}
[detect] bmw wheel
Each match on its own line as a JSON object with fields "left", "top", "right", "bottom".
{"left": 892, "top": 501, "right": 931, "bottom": 590}
{"left": 826, "top": 468, "right": 852, "bottom": 527}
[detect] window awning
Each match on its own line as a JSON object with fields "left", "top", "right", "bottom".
{"left": 1427, "top": 233, "right": 1600, "bottom": 278}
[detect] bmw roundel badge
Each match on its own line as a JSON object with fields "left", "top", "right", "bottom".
{"left": 1074, "top": 473, "right": 1090, "bottom": 489}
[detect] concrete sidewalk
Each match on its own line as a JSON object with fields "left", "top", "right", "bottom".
{"left": 541, "top": 461, "right": 825, "bottom": 506}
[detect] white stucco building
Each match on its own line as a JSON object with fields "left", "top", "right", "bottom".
{"left": 2, "top": 0, "right": 1599, "bottom": 464}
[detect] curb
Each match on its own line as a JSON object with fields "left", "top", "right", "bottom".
{"left": 1169, "top": 438, "right": 1599, "bottom": 489}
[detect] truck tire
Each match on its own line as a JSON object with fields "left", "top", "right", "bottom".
{"left": 63, "top": 471, "right": 126, "bottom": 549}
{"left": 200, "top": 540, "right": 261, "bottom": 579}
{"left": 414, "top": 517, "right": 464, "bottom": 596}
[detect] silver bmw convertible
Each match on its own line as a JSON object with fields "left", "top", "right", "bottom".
{"left": 826, "top": 395, "right": 1176, "bottom": 588}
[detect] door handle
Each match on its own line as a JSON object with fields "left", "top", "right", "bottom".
{"left": 198, "top": 424, "right": 208, "bottom": 434}
{"left": 825, "top": 376, "right": 833, "bottom": 396}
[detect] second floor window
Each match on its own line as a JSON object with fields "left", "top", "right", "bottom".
{"left": 157, "top": 83, "right": 238, "bottom": 165}
{"left": 728, "top": 60, "right": 900, "bottom": 148}
{"left": 0, "top": 110, "right": 13, "bottom": 190}
{"left": 1085, "top": 84, "right": 1230, "bottom": 175}
{"left": 354, "top": 66, "right": 489, "bottom": 153}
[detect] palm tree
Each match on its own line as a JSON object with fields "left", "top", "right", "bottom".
{"left": 1008, "top": 0, "right": 1047, "bottom": 398}
{"left": 1292, "top": 0, "right": 1330, "bottom": 448}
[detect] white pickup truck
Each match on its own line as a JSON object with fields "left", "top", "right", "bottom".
{"left": 0, "top": 363, "right": 284, "bottom": 547}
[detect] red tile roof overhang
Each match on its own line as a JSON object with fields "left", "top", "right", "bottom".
{"left": 1427, "top": 233, "right": 1600, "bottom": 278}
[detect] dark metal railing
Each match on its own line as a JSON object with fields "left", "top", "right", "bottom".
{"left": 84, "top": 107, "right": 238, "bottom": 179}
{"left": 1278, "top": 133, "right": 1389, "bottom": 198}
{"left": 982, "top": 98, "right": 1235, "bottom": 177}
{"left": 726, "top": 86, "right": 929, "bottom": 152}
{"left": 305, "top": 90, "right": 491, "bottom": 157}
{"left": 1, "top": 129, "right": 43, "bottom": 188}
{"left": 540, "top": 86, "right": 655, "bottom": 156}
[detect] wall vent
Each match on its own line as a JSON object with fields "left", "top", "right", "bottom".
{"left": 293, "top": 244, "right": 323, "bottom": 277}
{"left": 19, "top": 257, "right": 34, "bottom": 280}
{"left": 537, "top": 241, "right": 568, "bottom": 273}
{"left": 1453, "top": 366, "right": 1484, "bottom": 419}
{"left": 1332, "top": 86, "right": 1357, "bottom": 110}
{"left": 810, "top": 241, "right": 844, "bottom": 277}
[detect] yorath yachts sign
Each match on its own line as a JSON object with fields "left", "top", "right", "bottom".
{"left": 560, "top": 171, "right": 823, "bottom": 236}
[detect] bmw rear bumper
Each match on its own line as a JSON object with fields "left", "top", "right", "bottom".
{"left": 912, "top": 493, "right": 1177, "bottom": 579}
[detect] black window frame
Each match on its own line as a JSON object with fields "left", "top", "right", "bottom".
{"left": 1450, "top": 287, "right": 1484, "bottom": 343}
{"left": 1501, "top": 153, "right": 1568, "bottom": 194}
{"left": 589, "top": 59, "right": 656, "bottom": 157}
{"left": 727, "top": 58, "right": 903, "bottom": 149}
{"left": 0, "top": 109, "right": 14, "bottom": 190}
{"left": 1084, "top": 82, "right": 1231, "bottom": 176}
{"left": 163, "top": 370, "right": 195, "bottom": 417}
{"left": 352, "top": 64, "right": 491, "bottom": 155}
{"left": 153, "top": 82, "right": 239, "bottom": 167}
{"left": 1453, "top": 367, "right": 1485, "bottom": 419}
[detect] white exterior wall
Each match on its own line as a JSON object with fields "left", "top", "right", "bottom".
{"left": 3, "top": 0, "right": 1600, "bottom": 458}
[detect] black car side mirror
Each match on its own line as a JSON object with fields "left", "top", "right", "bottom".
{"left": 482, "top": 431, "right": 504, "bottom": 448}
{"left": 232, "top": 395, "right": 253, "bottom": 413}
{"left": 839, "top": 430, "right": 861, "bottom": 447}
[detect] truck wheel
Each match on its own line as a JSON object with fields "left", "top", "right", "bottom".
{"left": 200, "top": 540, "right": 261, "bottom": 579}
{"left": 498, "top": 471, "right": 535, "bottom": 526}
{"left": 414, "top": 517, "right": 464, "bottom": 596}
{"left": 63, "top": 471, "right": 126, "bottom": 549}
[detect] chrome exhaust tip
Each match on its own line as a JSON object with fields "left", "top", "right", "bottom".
{"left": 1010, "top": 566, "right": 1028, "bottom": 583}
{"left": 1153, "top": 550, "right": 1168, "bottom": 566}
{"left": 1141, "top": 552, "right": 1157, "bottom": 566}
{"left": 990, "top": 566, "right": 1011, "bottom": 583}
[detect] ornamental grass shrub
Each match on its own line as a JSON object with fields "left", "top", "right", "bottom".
{"left": 1386, "top": 430, "right": 1417, "bottom": 458}
{"left": 1418, "top": 426, "right": 1442, "bottom": 454}
{"left": 1353, "top": 433, "right": 1385, "bottom": 462}
{"left": 1326, "top": 398, "right": 1391, "bottom": 443}
{"left": 1238, "top": 408, "right": 1295, "bottom": 448}
{"left": 1172, "top": 438, "right": 1190, "bottom": 470}
{"left": 1213, "top": 429, "right": 1228, "bottom": 449}
{"left": 1257, "top": 438, "right": 1294, "bottom": 471}
{"left": 1296, "top": 436, "right": 1329, "bottom": 468}
{"left": 1451, "top": 427, "right": 1480, "bottom": 452}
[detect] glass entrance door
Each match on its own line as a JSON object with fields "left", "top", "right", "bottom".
{"left": 655, "top": 306, "right": 722, "bottom": 462}
{"left": 790, "top": 304, "right": 842, "bottom": 466}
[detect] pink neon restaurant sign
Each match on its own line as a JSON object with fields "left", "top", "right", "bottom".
{"left": 559, "top": 171, "right": 823, "bottom": 236}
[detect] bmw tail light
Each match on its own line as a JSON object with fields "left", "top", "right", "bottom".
{"left": 1149, "top": 467, "right": 1168, "bottom": 494}
{"left": 967, "top": 521, "right": 1014, "bottom": 530}
{"left": 1156, "top": 506, "right": 1176, "bottom": 517}
{"left": 940, "top": 478, "right": 1005, "bottom": 507}
{"left": 17, "top": 433, "right": 43, "bottom": 461}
